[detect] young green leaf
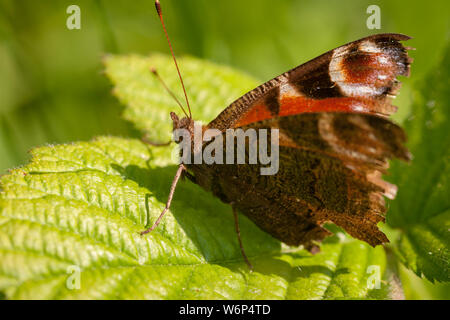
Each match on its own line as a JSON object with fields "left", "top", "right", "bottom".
{"left": 0, "top": 136, "right": 391, "bottom": 299}
{"left": 387, "top": 43, "right": 450, "bottom": 282}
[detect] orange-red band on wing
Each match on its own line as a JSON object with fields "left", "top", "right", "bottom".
{"left": 234, "top": 103, "right": 273, "bottom": 128}
{"left": 234, "top": 96, "right": 373, "bottom": 128}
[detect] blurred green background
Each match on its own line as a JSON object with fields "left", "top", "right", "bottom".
{"left": 0, "top": 0, "right": 449, "bottom": 299}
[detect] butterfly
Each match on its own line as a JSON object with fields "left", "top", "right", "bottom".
{"left": 141, "top": 0, "right": 413, "bottom": 269}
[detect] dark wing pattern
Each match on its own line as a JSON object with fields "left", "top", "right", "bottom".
{"left": 190, "top": 112, "right": 410, "bottom": 248}
{"left": 207, "top": 33, "right": 412, "bottom": 131}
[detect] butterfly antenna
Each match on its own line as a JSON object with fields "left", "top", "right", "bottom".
{"left": 155, "top": 0, "right": 192, "bottom": 119}
{"left": 150, "top": 67, "right": 189, "bottom": 118}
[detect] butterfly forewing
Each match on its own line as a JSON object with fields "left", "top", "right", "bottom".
{"left": 207, "top": 33, "right": 412, "bottom": 131}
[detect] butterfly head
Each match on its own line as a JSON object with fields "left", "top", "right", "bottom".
{"left": 171, "top": 112, "right": 194, "bottom": 136}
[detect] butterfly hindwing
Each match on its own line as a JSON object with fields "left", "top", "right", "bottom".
{"left": 239, "top": 112, "right": 410, "bottom": 246}
{"left": 189, "top": 112, "right": 409, "bottom": 248}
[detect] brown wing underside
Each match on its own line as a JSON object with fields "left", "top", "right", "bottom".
{"left": 207, "top": 33, "right": 412, "bottom": 131}
{"left": 188, "top": 112, "right": 410, "bottom": 249}
{"left": 187, "top": 34, "right": 412, "bottom": 250}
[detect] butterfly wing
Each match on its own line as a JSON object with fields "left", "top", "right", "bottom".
{"left": 189, "top": 33, "right": 412, "bottom": 249}
{"left": 207, "top": 33, "right": 412, "bottom": 131}
{"left": 246, "top": 112, "right": 409, "bottom": 246}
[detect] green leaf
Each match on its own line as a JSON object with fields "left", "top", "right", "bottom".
{"left": 0, "top": 55, "right": 397, "bottom": 299}
{"left": 0, "top": 136, "right": 392, "bottom": 299}
{"left": 103, "top": 54, "right": 259, "bottom": 142}
{"left": 387, "top": 43, "right": 450, "bottom": 282}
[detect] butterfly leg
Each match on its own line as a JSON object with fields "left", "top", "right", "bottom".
{"left": 232, "top": 205, "right": 253, "bottom": 271}
{"left": 181, "top": 169, "right": 197, "bottom": 184}
{"left": 140, "top": 164, "right": 185, "bottom": 235}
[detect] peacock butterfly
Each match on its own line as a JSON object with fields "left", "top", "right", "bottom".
{"left": 141, "top": 0, "right": 413, "bottom": 269}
